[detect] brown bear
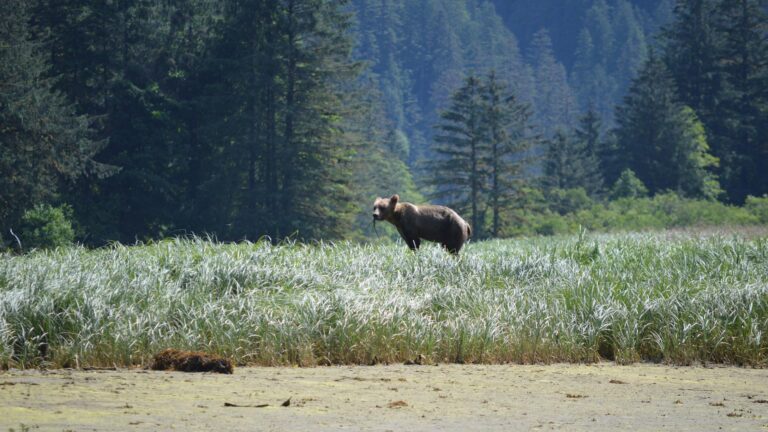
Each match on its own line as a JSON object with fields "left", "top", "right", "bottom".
{"left": 373, "top": 194, "right": 471, "bottom": 254}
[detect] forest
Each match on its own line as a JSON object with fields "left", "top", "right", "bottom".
{"left": 1, "top": 0, "right": 767, "bottom": 248}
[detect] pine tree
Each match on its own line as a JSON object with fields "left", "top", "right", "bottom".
{"left": 482, "top": 71, "right": 536, "bottom": 237}
{"left": 574, "top": 107, "right": 606, "bottom": 196}
{"left": 542, "top": 110, "right": 604, "bottom": 196}
{"left": 543, "top": 130, "right": 577, "bottom": 190}
{"left": 0, "top": 0, "right": 105, "bottom": 230}
{"left": 32, "top": 0, "right": 201, "bottom": 243}
{"left": 715, "top": 0, "right": 768, "bottom": 201}
{"left": 610, "top": 168, "right": 649, "bottom": 199}
{"left": 661, "top": 0, "right": 722, "bottom": 120}
{"left": 429, "top": 72, "right": 538, "bottom": 238}
{"left": 428, "top": 75, "right": 488, "bottom": 238}
{"left": 614, "top": 52, "right": 720, "bottom": 199}
{"left": 528, "top": 29, "right": 578, "bottom": 137}
{"left": 206, "top": 0, "right": 361, "bottom": 241}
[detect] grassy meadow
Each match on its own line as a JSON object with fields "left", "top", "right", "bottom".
{"left": 1, "top": 229, "right": 767, "bottom": 369}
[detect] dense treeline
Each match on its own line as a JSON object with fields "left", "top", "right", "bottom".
{"left": 2, "top": 0, "right": 420, "bottom": 245}
{"left": 0, "top": 0, "right": 766, "bottom": 247}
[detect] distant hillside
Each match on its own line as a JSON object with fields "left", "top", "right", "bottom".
{"left": 351, "top": 0, "right": 674, "bottom": 165}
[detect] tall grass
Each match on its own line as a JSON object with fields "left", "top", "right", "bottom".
{"left": 1, "top": 230, "right": 767, "bottom": 368}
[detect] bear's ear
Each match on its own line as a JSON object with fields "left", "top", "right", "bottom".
{"left": 390, "top": 194, "right": 400, "bottom": 206}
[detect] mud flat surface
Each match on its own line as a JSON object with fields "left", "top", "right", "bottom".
{"left": 1, "top": 363, "right": 767, "bottom": 431}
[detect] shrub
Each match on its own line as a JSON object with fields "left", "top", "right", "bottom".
{"left": 745, "top": 195, "right": 768, "bottom": 224}
{"left": 19, "top": 204, "right": 75, "bottom": 250}
{"left": 610, "top": 169, "right": 648, "bottom": 200}
{"left": 534, "top": 213, "right": 573, "bottom": 236}
{"left": 545, "top": 188, "right": 593, "bottom": 215}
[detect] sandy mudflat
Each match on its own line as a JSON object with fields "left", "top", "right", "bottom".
{"left": 1, "top": 363, "right": 767, "bottom": 431}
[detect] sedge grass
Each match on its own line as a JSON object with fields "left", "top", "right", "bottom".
{"left": 0, "top": 230, "right": 766, "bottom": 368}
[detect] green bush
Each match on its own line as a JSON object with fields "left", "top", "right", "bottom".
{"left": 510, "top": 190, "right": 762, "bottom": 237}
{"left": 745, "top": 195, "right": 768, "bottom": 223}
{"left": 545, "top": 188, "right": 593, "bottom": 215}
{"left": 610, "top": 169, "right": 649, "bottom": 200}
{"left": 19, "top": 204, "right": 75, "bottom": 250}
{"left": 533, "top": 213, "right": 573, "bottom": 236}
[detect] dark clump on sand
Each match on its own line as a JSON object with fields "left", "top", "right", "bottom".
{"left": 150, "top": 349, "right": 233, "bottom": 374}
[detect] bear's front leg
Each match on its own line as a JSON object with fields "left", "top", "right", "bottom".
{"left": 406, "top": 237, "right": 421, "bottom": 250}
{"left": 396, "top": 226, "right": 420, "bottom": 251}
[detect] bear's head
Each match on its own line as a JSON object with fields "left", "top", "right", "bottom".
{"left": 373, "top": 194, "right": 399, "bottom": 221}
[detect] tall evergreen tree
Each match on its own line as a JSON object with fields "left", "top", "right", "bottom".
{"left": 543, "top": 130, "right": 578, "bottom": 190}
{"left": 429, "top": 72, "right": 537, "bottom": 238}
{"left": 348, "top": 78, "right": 424, "bottom": 239}
{"left": 661, "top": 0, "right": 721, "bottom": 120}
{"left": 32, "top": 0, "right": 201, "bottom": 243}
{"left": 428, "top": 75, "right": 488, "bottom": 238}
{"left": 482, "top": 71, "right": 536, "bottom": 237}
{"left": 206, "top": 0, "right": 362, "bottom": 241}
{"left": 715, "top": 0, "right": 768, "bottom": 201}
{"left": 614, "top": 53, "right": 720, "bottom": 198}
{"left": 542, "top": 110, "right": 604, "bottom": 195}
{"left": 528, "top": 29, "right": 578, "bottom": 137}
{"left": 573, "top": 107, "right": 606, "bottom": 196}
{"left": 0, "top": 0, "right": 105, "bottom": 230}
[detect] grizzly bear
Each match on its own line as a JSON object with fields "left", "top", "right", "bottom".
{"left": 373, "top": 194, "right": 471, "bottom": 254}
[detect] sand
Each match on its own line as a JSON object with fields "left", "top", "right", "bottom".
{"left": 2, "top": 363, "right": 767, "bottom": 431}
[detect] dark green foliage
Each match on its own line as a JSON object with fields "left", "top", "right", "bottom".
{"left": 483, "top": 71, "right": 537, "bottom": 237}
{"left": 610, "top": 169, "right": 649, "bottom": 200}
{"left": 0, "top": 0, "right": 104, "bottom": 232}
{"left": 202, "top": 0, "right": 361, "bottom": 241}
{"left": 1, "top": 0, "right": 766, "bottom": 245}
{"left": 574, "top": 108, "right": 606, "bottom": 196}
{"left": 543, "top": 131, "right": 577, "bottom": 190}
{"left": 31, "top": 0, "right": 217, "bottom": 243}
{"left": 713, "top": 0, "right": 768, "bottom": 202}
{"left": 661, "top": 0, "right": 768, "bottom": 202}
{"left": 614, "top": 53, "right": 720, "bottom": 199}
{"left": 543, "top": 130, "right": 597, "bottom": 190}
{"left": 429, "top": 75, "right": 488, "bottom": 237}
{"left": 19, "top": 205, "right": 75, "bottom": 250}
{"left": 542, "top": 116, "right": 603, "bottom": 195}
{"left": 528, "top": 29, "right": 578, "bottom": 136}
{"left": 428, "top": 72, "right": 537, "bottom": 239}
{"left": 27, "top": 0, "right": 368, "bottom": 243}
{"left": 662, "top": 0, "right": 721, "bottom": 122}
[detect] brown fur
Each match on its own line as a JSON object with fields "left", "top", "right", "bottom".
{"left": 373, "top": 194, "right": 471, "bottom": 254}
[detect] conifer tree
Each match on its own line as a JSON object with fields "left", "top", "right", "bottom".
{"left": 528, "top": 29, "right": 578, "bottom": 137}
{"left": 574, "top": 107, "right": 606, "bottom": 196}
{"left": 206, "top": 0, "right": 361, "bottom": 241}
{"left": 662, "top": 0, "right": 721, "bottom": 121}
{"left": 714, "top": 0, "right": 768, "bottom": 201}
{"left": 0, "top": 0, "right": 105, "bottom": 229}
{"left": 428, "top": 75, "right": 488, "bottom": 238}
{"left": 482, "top": 71, "right": 536, "bottom": 237}
{"left": 429, "top": 72, "right": 538, "bottom": 238}
{"left": 543, "top": 130, "right": 576, "bottom": 191}
{"left": 614, "top": 52, "right": 720, "bottom": 199}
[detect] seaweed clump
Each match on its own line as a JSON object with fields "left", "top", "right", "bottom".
{"left": 150, "top": 349, "right": 233, "bottom": 374}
